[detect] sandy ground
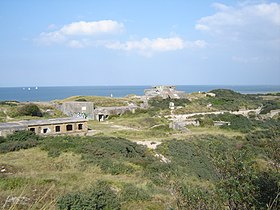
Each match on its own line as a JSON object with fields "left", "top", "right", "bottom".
{"left": 136, "top": 140, "right": 162, "bottom": 149}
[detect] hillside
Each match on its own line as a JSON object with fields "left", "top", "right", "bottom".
{"left": 0, "top": 89, "right": 279, "bottom": 209}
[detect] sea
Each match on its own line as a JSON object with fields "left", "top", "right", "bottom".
{"left": 0, "top": 85, "right": 280, "bottom": 102}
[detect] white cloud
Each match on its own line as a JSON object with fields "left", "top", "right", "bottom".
{"left": 105, "top": 37, "right": 184, "bottom": 51}
{"left": 35, "top": 20, "right": 124, "bottom": 45}
{"left": 35, "top": 20, "right": 206, "bottom": 56}
{"left": 67, "top": 40, "right": 85, "bottom": 48}
{"left": 37, "top": 31, "right": 66, "bottom": 45}
{"left": 104, "top": 37, "right": 206, "bottom": 56}
{"left": 196, "top": 2, "right": 280, "bottom": 42}
{"left": 60, "top": 20, "right": 124, "bottom": 35}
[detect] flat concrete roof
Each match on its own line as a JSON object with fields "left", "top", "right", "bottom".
{"left": 20, "top": 117, "right": 88, "bottom": 126}
{"left": 0, "top": 117, "right": 87, "bottom": 130}
{"left": 0, "top": 122, "right": 27, "bottom": 130}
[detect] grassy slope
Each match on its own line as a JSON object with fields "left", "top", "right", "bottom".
{"left": 0, "top": 91, "right": 279, "bottom": 209}
{"left": 56, "top": 95, "right": 142, "bottom": 107}
{"left": 0, "top": 148, "right": 153, "bottom": 209}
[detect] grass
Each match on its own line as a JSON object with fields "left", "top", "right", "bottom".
{"left": 56, "top": 95, "right": 142, "bottom": 107}
{"left": 187, "top": 126, "right": 244, "bottom": 138}
{"left": 0, "top": 103, "right": 66, "bottom": 123}
{"left": 0, "top": 148, "right": 150, "bottom": 209}
{"left": 1, "top": 90, "right": 279, "bottom": 209}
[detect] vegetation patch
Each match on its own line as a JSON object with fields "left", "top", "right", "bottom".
{"left": 0, "top": 131, "right": 40, "bottom": 153}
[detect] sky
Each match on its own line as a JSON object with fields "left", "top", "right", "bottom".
{"left": 0, "top": 0, "right": 279, "bottom": 87}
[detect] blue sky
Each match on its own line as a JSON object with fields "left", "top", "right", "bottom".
{"left": 0, "top": 0, "right": 279, "bottom": 87}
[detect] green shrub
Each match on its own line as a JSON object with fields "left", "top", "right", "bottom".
{"left": 209, "top": 113, "right": 254, "bottom": 133}
{"left": 0, "top": 131, "right": 39, "bottom": 153}
{"left": 120, "top": 183, "right": 150, "bottom": 202}
{"left": 57, "top": 180, "right": 120, "bottom": 210}
{"left": 0, "top": 101, "right": 19, "bottom": 106}
{"left": 173, "top": 182, "right": 222, "bottom": 209}
{"left": 202, "top": 89, "right": 262, "bottom": 111}
{"left": 41, "top": 136, "right": 155, "bottom": 175}
{"left": 260, "top": 100, "right": 280, "bottom": 114}
{"left": 47, "top": 148, "right": 61, "bottom": 158}
{"left": 254, "top": 171, "right": 280, "bottom": 209}
{"left": 0, "top": 139, "right": 39, "bottom": 153}
{"left": 75, "top": 98, "right": 87, "bottom": 102}
{"left": 149, "top": 97, "right": 190, "bottom": 110}
{"left": 198, "top": 117, "right": 214, "bottom": 127}
{"left": 17, "top": 103, "right": 43, "bottom": 117}
{"left": 0, "top": 136, "right": 5, "bottom": 144}
{"left": 157, "top": 139, "right": 218, "bottom": 181}
{"left": 98, "top": 159, "right": 135, "bottom": 175}
{"left": 7, "top": 130, "right": 39, "bottom": 142}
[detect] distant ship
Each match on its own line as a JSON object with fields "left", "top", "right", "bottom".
{"left": 35, "top": 87, "right": 38, "bottom": 90}
{"left": 28, "top": 88, "right": 31, "bottom": 91}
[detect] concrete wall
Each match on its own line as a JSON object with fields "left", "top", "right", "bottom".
{"left": 59, "top": 102, "right": 95, "bottom": 119}
{"left": 28, "top": 121, "right": 88, "bottom": 136}
{"left": 93, "top": 106, "right": 137, "bottom": 121}
{"left": 58, "top": 102, "right": 138, "bottom": 121}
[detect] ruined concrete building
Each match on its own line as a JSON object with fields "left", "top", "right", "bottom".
{"left": 94, "top": 106, "right": 136, "bottom": 121}
{"left": 0, "top": 118, "right": 88, "bottom": 137}
{"left": 144, "top": 86, "right": 186, "bottom": 99}
{"left": 58, "top": 101, "right": 137, "bottom": 121}
{"left": 59, "top": 102, "right": 95, "bottom": 119}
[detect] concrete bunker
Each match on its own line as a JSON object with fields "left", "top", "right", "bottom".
{"left": 0, "top": 117, "right": 88, "bottom": 137}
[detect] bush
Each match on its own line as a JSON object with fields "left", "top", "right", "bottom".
{"left": 98, "top": 159, "right": 135, "bottom": 175}
{"left": 120, "top": 184, "right": 150, "bottom": 202}
{"left": 0, "top": 139, "right": 39, "bottom": 153}
{"left": 6, "top": 130, "right": 39, "bottom": 142}
{"left": 41, "top": 136, "right": 155, "bottom": 175}
{"left": 204, "top": 89, "right": 262, "bottom": 111}
{"left": 254, "top": 171, "right": 280, "bottom": 209}
{"left": 75, "top": 98, "right": 87, "bottom": 102}
{"left": 173, "top": 182, "right": 221, "bottom": 209}
{"left": 198, "top": 117, "right": 214, "bottom": 127}
{"left": 209, "top": 113, "right": 254, "bottom": 133}
{"left": 260, "top": 100, "right": 280, "bottom": 114}
{"left": 149, "top": 97, "right": 190, "bottom": 110}
{"left": 0, "top": 131, "right": 39, "bottom": 153}
{"left": 0, "top": 101, "right": 19, "bottom": 106}
{"left": 17, "top": 104, "right": 43, "bottom": 117}
{"left": 57, "top": 180, "right": 120, "bottom": 210}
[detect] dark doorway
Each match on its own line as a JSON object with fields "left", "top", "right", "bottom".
{"left": 78, "top": 124, "right": 83, "bottom": 130}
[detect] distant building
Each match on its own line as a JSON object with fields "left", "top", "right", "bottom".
{"left": 58, "top": 102, "right": 95, "bottom": 119}
{"left": 58, "top": 101, "right": 137, "bottom": 121}
{"left": 206, "top": 92, "right": 216, "bottom": 97}
{"left": 0, "top": 118, "right": 88, "bottom": 137}
{"left": 144, "top": 86, "right": 186, "bottom": 99}
{"left": 93, "top": 105, "right": 137, "bottom": 121}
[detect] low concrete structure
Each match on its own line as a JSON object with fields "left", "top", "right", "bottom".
{"left": 0, "top": 123, "right": 26, "bottom": 137}
{"left": 58, "top": 101, "right": 137, "bottom": 121}
{"left": 94, "top": 105, "right": 137, "bottom": 121}
{"left": 58, "top": 102, "right": 95, "bottom": 119}
{"left": 0, "top": 118, "right": 88, "bottom": 137}
{"left": 144, "top": 86, "right": 186, "bottom": 99}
